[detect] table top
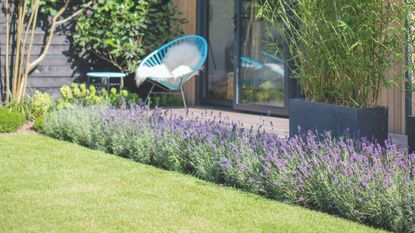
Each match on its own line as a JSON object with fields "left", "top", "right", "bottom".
{"left": 86, "top": 72, "right": 127, "bottom": 78}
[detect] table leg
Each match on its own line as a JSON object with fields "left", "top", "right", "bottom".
{"left": 107, "top": 78, "right": 110, "bottom": 92}
{"left": 120, "top": 78, "right": 124, "bottom": 89}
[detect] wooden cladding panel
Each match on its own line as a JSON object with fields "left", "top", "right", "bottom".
{"left": 172, "top": 0, "right": 197, "bottom": 105}
{"left": 378, "top": 61, "right": 406, "bottom": 134}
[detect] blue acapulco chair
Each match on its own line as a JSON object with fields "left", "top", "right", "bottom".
{"left": 139, "top": 35, "right": 208, "bottom": 108}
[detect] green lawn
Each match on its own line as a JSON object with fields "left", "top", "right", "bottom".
{"left": 0, "top": 134, "right": 387, "bottom": 233}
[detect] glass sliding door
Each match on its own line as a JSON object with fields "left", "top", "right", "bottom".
{"left": 234, "top": 0, "right": 289, "bottom": 114}
{"left": 198, "top": 0, "right": 292, "bottom": 115}
{"left": 205, "top": 0, "right": 235, "bottom": 103}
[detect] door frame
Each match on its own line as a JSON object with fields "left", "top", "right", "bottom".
{"left": 196, "top": 0, "right": 299, "bottom": 116}
{"left": 196, "top": 0, "right": 233, "bottom": 107}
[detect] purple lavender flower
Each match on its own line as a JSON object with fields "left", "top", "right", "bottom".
{"left": 218, "top": 158, "right": 232, "bottom": 170}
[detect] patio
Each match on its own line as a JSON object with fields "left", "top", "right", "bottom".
{"left": 170, "top": 107, "right": 289, "bottom": 136}
{"left": 170, "top": 107, "right": 407, "bottom": 147}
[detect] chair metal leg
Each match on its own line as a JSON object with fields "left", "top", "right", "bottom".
{"left": 106, "top": 78, "right": 110, "bottom": 92}
{"left": 145, "top": 83, "right": 156, "bottom": 105}
{"left": 180, "top": 85, "right": 187, "bottom": 109}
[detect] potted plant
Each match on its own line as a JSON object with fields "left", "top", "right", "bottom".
{"left": 257, "top": 0, "right": 411, "bottom": 142}
{"left": 407, "top": 115, "right": 415, "bottom": 152}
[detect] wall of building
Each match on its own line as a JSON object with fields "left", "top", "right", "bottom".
{"left": 173, "top": 0, "right": 410, "bottom": 134}
{"left": 172, "top": 0, "right": 198, "bottom": 105}
{"left": 378, "top": 75, "right": 406, "bottom": 134}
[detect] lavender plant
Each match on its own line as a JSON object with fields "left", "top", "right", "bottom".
{"left": 42, "top": 105, "right": 415, "bottom": 232}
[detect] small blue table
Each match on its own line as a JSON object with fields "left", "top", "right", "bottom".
{"left": 86, "top": 72, "right": 127, "bottom": 91}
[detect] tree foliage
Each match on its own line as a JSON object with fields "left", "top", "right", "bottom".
{"left": 72, "top": 0, "right": 186, "bottom": 73}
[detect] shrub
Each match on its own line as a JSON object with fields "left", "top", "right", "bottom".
{"left": 5, "top": 98, "right": 33, "bottom": 120}
{"left": 73, "top": 0, "right": 186, "bottom": 73}
{"left": 56, "top": 83, "right": 140, "bottom": 108}
{"left": 42, "top": 105, "right": 415, "bottom": 232}
{"left": 5, "top": 91, "right": 51, "bottom": 121}
{"left": 149, "top": 93, "right": 183, "bottom": 107}
{"left": 31, "top": 91, "right": 52, "bottom": 118}
{"left": 0, "top": 108, "right": 25, "bottom": 133}
{"left": 33, "top": 114, "right": 44, "bottom": 132}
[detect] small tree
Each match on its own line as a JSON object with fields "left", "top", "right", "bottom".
{"left": 72, "top": 0, "right": 186, "bottom": 78}
{"left": 1, "top": 0, "right": 95, "bottom": 103}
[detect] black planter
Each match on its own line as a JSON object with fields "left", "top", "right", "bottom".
{"left": 407, "top": 116, "right": 415, "bottom": 153}
{"left": 289, "top": 99, "right": 388, "bottom": 142}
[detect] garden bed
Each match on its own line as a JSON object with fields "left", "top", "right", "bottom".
{"left": 39, "top": 104, "right": 415, "bottom": 233}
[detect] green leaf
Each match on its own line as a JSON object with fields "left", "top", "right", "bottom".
{"left": 49, "top": 8, "right": 58, "bottom": 16}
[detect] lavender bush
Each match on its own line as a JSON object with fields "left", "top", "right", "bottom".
{"left": 42, "top": 105, "right": 415, "bottom": 232}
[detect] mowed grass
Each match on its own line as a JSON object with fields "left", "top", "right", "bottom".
{"left": 0, "top": 134, "right": 388, "bottom": 233}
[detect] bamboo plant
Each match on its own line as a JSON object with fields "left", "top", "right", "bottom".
{"left": 257, "top": 0, "right": 413, "bottom": 107}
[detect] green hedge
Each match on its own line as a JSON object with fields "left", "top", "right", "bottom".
{"left": 0, "top": 109, "right": 25, "bottom": 133}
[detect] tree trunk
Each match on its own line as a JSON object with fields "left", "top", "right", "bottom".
{"left": 4, "top": 0, "right": 95, "bottom": 103}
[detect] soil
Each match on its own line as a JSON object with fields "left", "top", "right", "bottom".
{"left": 16, "top": 122, "right": 36, "bottom": 135}
{"left": 0, "top": 122, "right": 36, "bottom": 136}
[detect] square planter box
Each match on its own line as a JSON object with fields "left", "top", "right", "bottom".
{"left": 289, "top": 99, "right": 388, "bottom": 142}
{"left": 407, "top": 115, "right": 415, "bottom": 153}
